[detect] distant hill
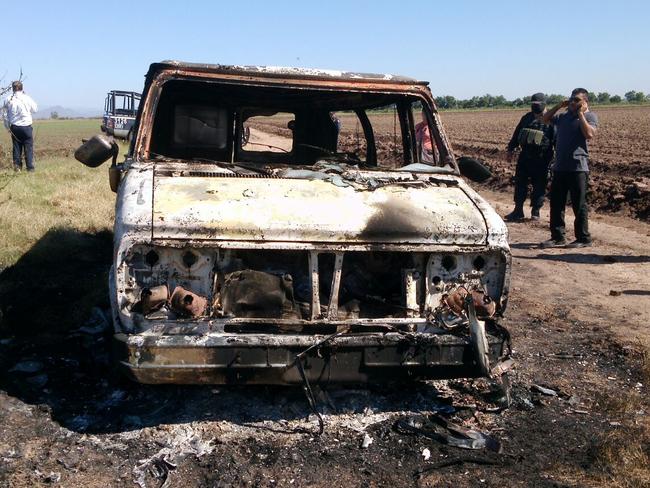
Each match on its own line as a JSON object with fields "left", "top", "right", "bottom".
{"left": 34, "top": 105, "right": 102, "bottom": 119}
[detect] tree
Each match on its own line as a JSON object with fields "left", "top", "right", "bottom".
{"left": 597, "top": 92, "right": 610, "bottom": 104}
{"left": 588, "top": 92, "right": 598, "bottom": 103}
{"left": 478, "top": 94, "right": 494, "bottom": 107}
{"left": 493, "top": 95, "right": 507, "bottom": 106}
{"left": 434, "top": 96, "right": 458, "bottom": 109}
{"left": 634, "top": 91, "right": 646, "bottom": 103}
{"left": 610, "top": 95, "right": 622, "bottom": 103}
{"left": 625, "top": 91, "right": 637, "bottom": 102}
{"left": 547, "top": 94, "right": 565, "bottom": 104}
{"left": 50, "top": 111, "right": 59, "bottom": 119}
{"left": 444, "top": 96, "right": 457, "bottom": 109}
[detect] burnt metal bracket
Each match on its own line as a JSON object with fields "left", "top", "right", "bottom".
{"left": 326, "top": 252, "right": 344, "bottom": 320}
{"left": 466, "top": 294, "right": 491, "bottom": 376}
{"left": 309, "top": 251, "right": 321, "bottom": 320}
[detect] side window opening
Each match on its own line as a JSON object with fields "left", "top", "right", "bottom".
{"left": 364, "top": 104, "right": 409, "bottom": 169}
{"left": 331, "top": 111, "right": 369, "bottom": 164}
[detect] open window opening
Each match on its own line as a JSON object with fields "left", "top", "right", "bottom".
{"left": 148, "top": 79, "right": 451, "bottom": 170}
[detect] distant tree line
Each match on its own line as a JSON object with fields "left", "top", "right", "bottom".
{"left": 434, "top": 91, "right": 649, "bottom": 109}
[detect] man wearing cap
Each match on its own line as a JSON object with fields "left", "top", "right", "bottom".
{"left": 2, "top": 81, "right": 38, "bottom": 172}
{"left": 504, "top": 93, "right": 554, "bottom": 221}
{"left": 540, "top": 88, "right": 598, "bottom": 248}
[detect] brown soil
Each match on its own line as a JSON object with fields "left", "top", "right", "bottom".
{"left": 1, "top": 126, "right": 649, "bottom": 487}
{"left": 442, "top": 106, "right": 650, "bottom": 221}
{"left": 252, "top": 107, "right": 650, "bottom": 221}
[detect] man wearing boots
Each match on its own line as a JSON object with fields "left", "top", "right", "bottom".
{"left": 540, "top": 88, "right": 598, "bottom": 248}
{"left": 504, "top": 93, "right": 554, "bottom": 222}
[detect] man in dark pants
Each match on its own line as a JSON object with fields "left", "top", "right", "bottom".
{"left": 504, "top": 93, "right": 554, "bottom": 221}
{"left": 3, "top": 81, "right": 38, "bottom": 172}
{"left": 541, "top": 88, "right": 598, "bottom": 248}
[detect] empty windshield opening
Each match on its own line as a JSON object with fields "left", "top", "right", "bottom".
{"left": 148, "top": 79, "right": 451, "bottom": 169}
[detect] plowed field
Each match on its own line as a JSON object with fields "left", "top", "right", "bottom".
{"left": 254, "top": 106, "right": 650, "bottom": 220}
{"left": 442, "top": 106, "right": 650, "bottom": 220}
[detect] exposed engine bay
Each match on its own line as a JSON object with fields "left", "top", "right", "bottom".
{"left": 116, "top": 246, "right": 509, "bottom": 333}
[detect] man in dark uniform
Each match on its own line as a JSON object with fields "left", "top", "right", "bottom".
{"left": 504, "top": 93, "right": 555, "bottom": 221}
{"left": 540, "top": 88, "right": 598, "bottom": 248}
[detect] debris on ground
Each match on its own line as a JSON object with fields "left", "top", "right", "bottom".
{"left": 35, "top": 470, "right": 61, "bottom": 484}
{"left": 360, "top": 433, "right": 373, "bottom": 449}
{"left": 395, "top": 414, "right": 502, "bottom": 453}
{"left": 531, "top": 384, "right": 558, "bottom": 396}
{"left": 490, "top": 358, "right": 516, "bottom": 376}
{"left": 132, "top": 425, "right": 215, "bottom": 488}
{"left": 414, "top": 456, "right": 501, "bottom": 478}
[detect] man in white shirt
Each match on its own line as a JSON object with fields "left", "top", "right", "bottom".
{"left": 3, "top": 81, "right": 38, "bottom": 172}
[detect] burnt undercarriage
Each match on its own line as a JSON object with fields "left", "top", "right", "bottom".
{"left": 114, "top": 245, "right": 510, "bottom": 384}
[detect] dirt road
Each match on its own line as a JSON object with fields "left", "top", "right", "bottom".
{"left": 1, "top": 134, "right": 648, "bottom": 486}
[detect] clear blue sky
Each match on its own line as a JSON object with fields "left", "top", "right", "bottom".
{"left": 3, "top": 0, "right": 649, "bottom": 110}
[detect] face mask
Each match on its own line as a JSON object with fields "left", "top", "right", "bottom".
{"left": 531, "top": 104, "right": 545, "bottom": 114}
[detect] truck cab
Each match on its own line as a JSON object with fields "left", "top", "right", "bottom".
{"left": 76, "top": 61, "right": 511, "bottom": 385}
{"left": 100, "top": 90, "right": 141, "bottom": 140}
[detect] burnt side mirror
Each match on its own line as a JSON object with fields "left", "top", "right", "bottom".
{"left": 74, "top": 134, "right": 118, "bottom": 168}
{"left": 457, "top": 156, "right": 492, "bottom": 183}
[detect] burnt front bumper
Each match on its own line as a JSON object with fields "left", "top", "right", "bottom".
{"left": 113, "top": 329, "right": 508, "bottom": 385}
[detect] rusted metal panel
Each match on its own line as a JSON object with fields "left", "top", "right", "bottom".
{"left": 113, "top": 330, "right": 507, "bottom": 385}
{"left": 151, "top": 61, "right": 426, "bottom": 84}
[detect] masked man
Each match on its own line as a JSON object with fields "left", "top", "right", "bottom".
{"left": 504, "top": 93, "right": 554, "bottom": 221}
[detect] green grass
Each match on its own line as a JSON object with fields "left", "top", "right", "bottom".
{"left": 0, "top": 119, "right": 121, "bottom": 333}
{"left": 0, "top": 157, "right": 115, "bottom": 267}
{"left": 0, "top": 119, "right": 124, "bottom": 267}
{"left": 0, "top": 118, "right": 105, "bottom": 167}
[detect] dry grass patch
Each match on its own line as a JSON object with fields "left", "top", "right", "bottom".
{"left": 0, "top": 156, "right": 114, "bottom": 267}
{"left": 593, "top": 425, "right": 650, "bottom": 488}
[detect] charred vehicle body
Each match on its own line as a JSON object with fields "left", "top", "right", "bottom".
{"left": 76, "top": 61, "right": 511, "bottom": 385}
{"left": 101, "top": 90, "right": 141, "bottom": 139}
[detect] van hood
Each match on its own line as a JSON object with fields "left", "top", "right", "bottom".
{"left": 151, "top": 172, "right": 488, "bottom": 245}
